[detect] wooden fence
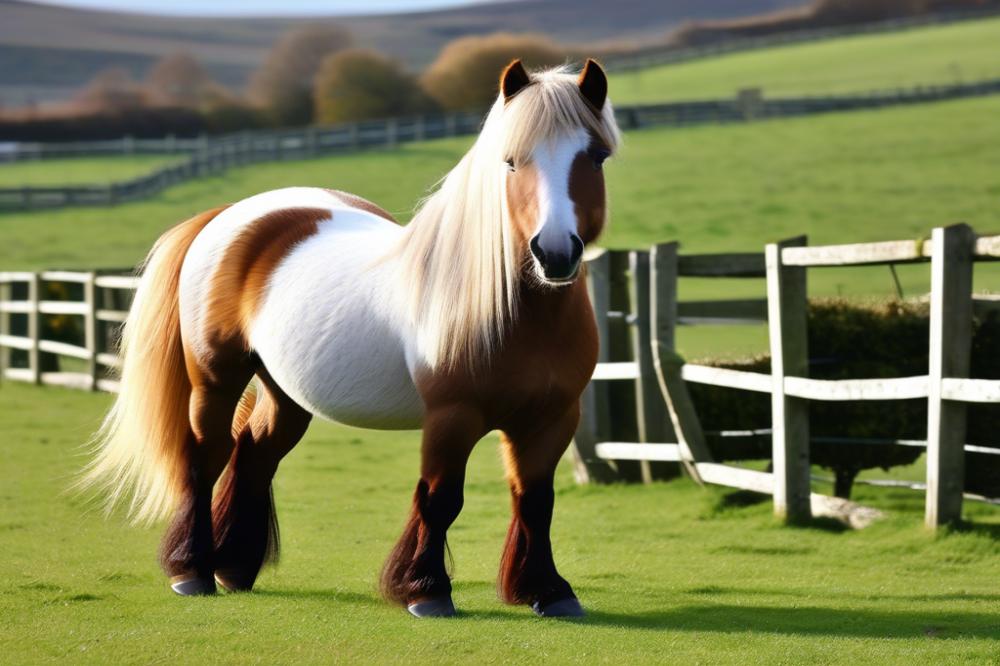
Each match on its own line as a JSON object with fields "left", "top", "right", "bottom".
{"left": 3, "top": 77, "right": 1000, "bottom": 211}
{"left": 3, "top": 225, "right": 1000, "bottom": 528}
{"left": 572, "top": 224, "right": 1000, "bottom": 529}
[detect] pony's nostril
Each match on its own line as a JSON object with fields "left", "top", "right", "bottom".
{"left": 569, "top": 234, "right": 584, "bottom": 264}
{"left": 529, "top": 236, "right": 546, "bottom": 263}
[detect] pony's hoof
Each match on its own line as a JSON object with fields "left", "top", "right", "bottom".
{"left": 407, "top": 596, "right": 456, "bottom": 618}
{"left": 214, "top": 570, "right": 256, "bottom": 593}
{"left": 170, "top": 576, "right": 216, "bottom": 596}
{"left": 532, "top": 596, "right": 585, "bottom": 618}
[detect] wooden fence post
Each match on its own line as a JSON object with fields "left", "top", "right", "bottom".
{"left": 572, "top": 250, "right": 619, "bottom": 483}
{"left": 27, "top": 273, "right": 40, "bottom": 384}
{"left": 84, "top": 272, "right": 99, "bottom": 390}
{"left": 650, "top": 242, "right": 711, "bottom": 482}
{"left": 925, "top": 223, "right": 975, "bottom": 528}
{"left": 766, "top": 236, "right": 811, "bottom": 523}
{"left": 385, "top": 119, "right": 398, "bottom": 148}
{"left": 629, "top": 250, "right": 678, "bottom": 481}
{"left": 0, "top": 279, "right": 9, "bottom": 379}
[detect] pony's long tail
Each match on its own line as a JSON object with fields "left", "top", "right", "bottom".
{"left": 80, "top": 207, "right": 226, "bottom": 524}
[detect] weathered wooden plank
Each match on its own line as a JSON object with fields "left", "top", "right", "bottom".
{"left": 4, "top": 367, "right": 34, "bottom": 382}
{"left": 681, "top": 364, "right": 773, "bottom": 393}
{"left": 781, "top": 239, "right": 928, "bottom": 267}
{"left": 591, "top": 362, "right": 640, "bottom": 381}
{"left": 767, "top": 235, "right": 812, "bottom": 523}
{"left": 677, "top": 298, "right": 768, "bottom": 324}
{"left": 925, "top": 224, "right": 975, "bottom": 528}
{"left": 0, "top": 301, "right": 33, "bottom": 313}
{"left": 0, "top": 333, "right": 34, "bottom": 350}
{"left": 650, "top": 242, "right": 712, "bottom": 482}
{"left": 974, "top": 234, "right": 1000, "bottom": 258}
{"left": 37, "top": 301, "right": 90, "bottom": 315}
{"left": 96, "top": 378, "right": 121, "bottom": 393}
{"left": 0, "top": 272, "right": 35, "bottom": 283}
{"left": 39, "top": 270, "right": 91, "bottom": 283}
{"left": 940, "top": 378, "right": 1000, "bottom": 403}
{"left": 95, "top": 309, "right": 129, "bottom": 323}
{"left": 629, "top": 250, "right": 678, "bottom": 481}
{"left": 84, "top": 272, "right": 99, "bottom": 390}
{"left": 810, "top": 494, "right": 885, "bottom": 529}
{"left": 784, "top": 375, "right": 929, "bottom": 401}
{"left": 38, "top": 339, "right": 92, "bottom": 360}
{"left": 572, "top": 249, "right": 619, "bottom": 483}
{"left": 96, "top": 352, "right": 121, "bottom": 369}
{"left": 40, "top": 371, "right": 94, "bottom": 391}
{"left": 27, "top": 273, "right": 40, "bottom": 384}
{"left": 94, "top": 275, "right": 140, "bottom": 290}
{"left": 677, "top": 253, "right": 766, "bottom": 278}
{"left": 695, "top": 463, "right": 772, "bottom": 494}
{"left": 595, "top": 442, "right": 682, "bottom": 462}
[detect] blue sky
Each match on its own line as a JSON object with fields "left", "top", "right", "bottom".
{"left": 31, "top": 0, "right": 496, "bottom": 16}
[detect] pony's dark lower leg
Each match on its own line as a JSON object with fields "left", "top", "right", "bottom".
{"left": 499, "top": 406, "right": 583, "bottom": 616}
{"left": 381, "top": 406, "right": 484, "bottom": 617}
{"left": 213, "top": 375, "right": 311, "bottom": 592}
{"left": 161, "top": 380, "right": 248, "bottom": 595}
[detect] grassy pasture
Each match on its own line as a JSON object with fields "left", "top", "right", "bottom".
{"left": 609, "top": 16, "right": 1000, "bottom": 104}
{"left": 1, "top": 381, "right": 998, "bottom": 664}
{"left": 2, "top": 95, "right": 999, "bottom": 357}
{"left": 0, "top": 156, "right": 182, "bottom": 187}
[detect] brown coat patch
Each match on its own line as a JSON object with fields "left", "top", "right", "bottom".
{"left": 206, "top": 207, "right": 331, "bottom": 347}
{"left": 568, "top": 152, "right": 607, "bottom": 244}
{"left": 325, "top": 189, "right": 398, "bottom": 223}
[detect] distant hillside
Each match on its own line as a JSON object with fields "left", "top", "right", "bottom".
{"left": 667, "top": 0, "right": 1000, "bottom": 47}
{"left": 0, "top": 0, "right": 803, "bottom": 105}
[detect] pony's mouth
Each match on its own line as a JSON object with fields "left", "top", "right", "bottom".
{"left": 531, "top": 259, "right": 581, "bottom": 287}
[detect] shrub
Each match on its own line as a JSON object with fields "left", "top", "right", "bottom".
{"left": 687, "top": 299, "right": 1000, "bottom": 498}
{"left": 313, "top": 49, "right": 436, "bottom": 124}
{"left": 145, "top": 52, "right": 232, "bottom": 110}
{"left": 421, "top": 33, "right": 568, "bottom": 111}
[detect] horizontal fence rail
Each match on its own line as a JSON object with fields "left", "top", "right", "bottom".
{"left": 4, "top": 76, "right": 1000, "bottom": 211}
{"left": 5, "top": 226, "right": 1000, "bottom": 530}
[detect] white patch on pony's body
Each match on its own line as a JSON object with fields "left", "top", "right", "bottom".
{"left": 179, "top": 186, "right": 424, "bottom": 429}
{"left": 249, "top": 214, "right": 424, "bottom": 429}
{"left": 529, "top": 129, "right": 589, "bottom": 282}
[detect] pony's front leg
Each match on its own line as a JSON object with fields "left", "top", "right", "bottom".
{"left": 499, "top": 405, "right": 583, "bottom": 617}
{"left": 380, "top": 405, "right": 484, "bottom": 617}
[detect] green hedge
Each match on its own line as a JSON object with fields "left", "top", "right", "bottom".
{"left": 688, "top": 299, "right": 1000, "bottom": 498}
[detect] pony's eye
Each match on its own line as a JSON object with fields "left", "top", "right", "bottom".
{"left": 590, "top": 148, "right": 610, "bottom": 170}
{"left": 505, "top": 158, "right": 516, "bottom": 172}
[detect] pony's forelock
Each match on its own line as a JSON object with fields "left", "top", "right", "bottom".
{"left": 395, "top": 64, "right": 621, "bottom": 371}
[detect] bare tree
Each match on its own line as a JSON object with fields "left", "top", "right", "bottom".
{"left": 249, "top": 24, "right": 353, "bottom": 126}
{"left": 146, "top": 52, "right": 231, "bottom": 109}
{"left": 74, "top": 67, "right": 147, "bottom": 113}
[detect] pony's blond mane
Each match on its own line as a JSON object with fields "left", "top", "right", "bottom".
{"left": 395, "top": 64, "right": 621, "bottom": 370}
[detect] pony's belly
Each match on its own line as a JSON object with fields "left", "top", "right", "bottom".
{"left": 249, "top": 222, "right": 424, "bottom": 430}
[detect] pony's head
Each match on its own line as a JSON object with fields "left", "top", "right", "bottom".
{"left": 399, "top": 59, "right": 620, "bottom": 369}
{"left": 494, "top": 59, "right": 620, "bottom": 286}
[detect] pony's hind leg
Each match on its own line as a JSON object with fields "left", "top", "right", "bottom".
{"left": 380, "top": 405, "right": 485, "bottom": 617}
{"left": 162, "top": 363, "right": 252, "bottom": 595}
{"left": 498, "top": 405, "right": 583, "bottom": 617}
{"left": 212, "top": 369, "right": 311, "bottom": 592}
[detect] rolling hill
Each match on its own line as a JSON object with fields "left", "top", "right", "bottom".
{"left": 0, "top": 0, "right": 804, "bottom": 105}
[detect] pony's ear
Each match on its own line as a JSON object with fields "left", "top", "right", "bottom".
{"left": 500, "top": 59, "right": 531, "bottom": 102}
{"left": 578, "top": 59, "right": 607, "bottom": 111}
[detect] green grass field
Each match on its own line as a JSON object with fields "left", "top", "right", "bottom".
{"left": 609, "top": 16, "right": 1000, "bottom": 104}
{"left": 0, "top": 156, "right": 182, "bottom": 187}
{"left": 1, "top": 381, "right": 998, "bottom": 664}
{"left": 3, "top": 95, "right": 998, "bottom": 357}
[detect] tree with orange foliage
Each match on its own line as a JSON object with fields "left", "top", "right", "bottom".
{"left": 421, "top": 33, "right": 568, "bottom": 111}
{"left": 146, "top": 53, "right": 230, "bottom": 109}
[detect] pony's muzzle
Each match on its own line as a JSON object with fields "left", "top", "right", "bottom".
{"left": 530, "top": 233, "right": 584, "bottom": 284}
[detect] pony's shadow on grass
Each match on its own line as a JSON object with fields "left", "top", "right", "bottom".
{"left": 568, "top": 605, "right": 1000, "bottom": 639}
{"left": 252, "top": 588, "right": 380, "bottom": 606}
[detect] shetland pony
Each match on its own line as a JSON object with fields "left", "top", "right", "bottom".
{"left": 83, "top": 59, "right": 620, "bottom": 618}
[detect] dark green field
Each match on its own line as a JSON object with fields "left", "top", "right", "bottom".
{"left": 1, "top": 381, "right": 998, "bottom": 664}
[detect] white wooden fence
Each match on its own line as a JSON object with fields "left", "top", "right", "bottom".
{"left": 3, "top": 224, "right": 999, "bottom": 529}
{"left": 573, "top": 224, "right": 1000, "bottom": 530}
